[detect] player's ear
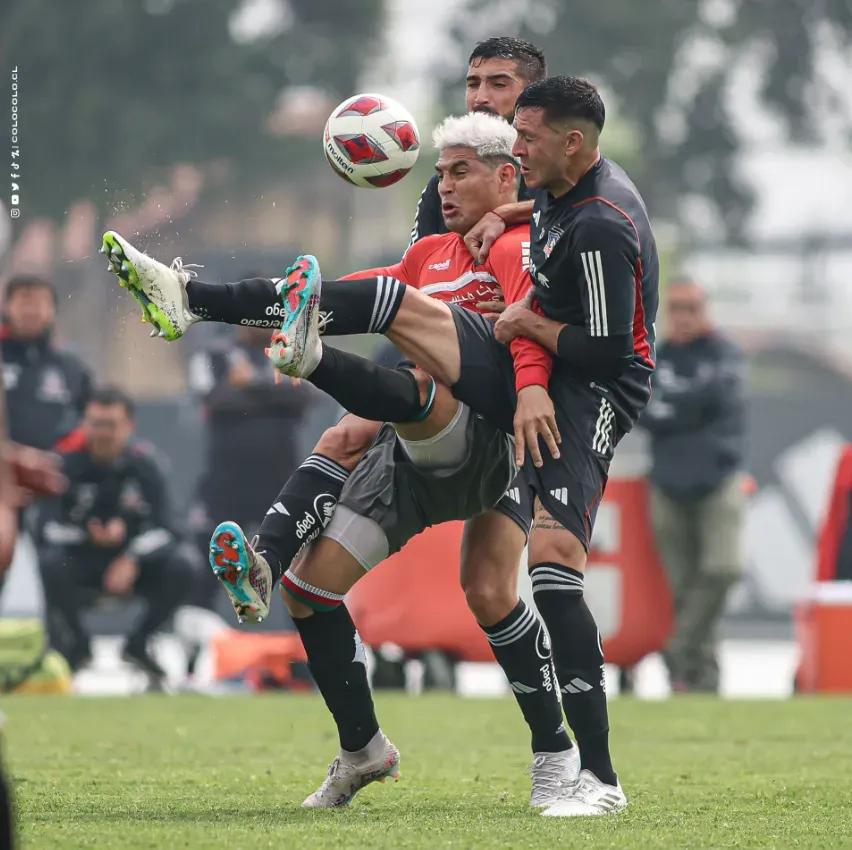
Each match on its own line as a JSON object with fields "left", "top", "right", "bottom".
{"left": 565, "top": 128, "right": 584, "bottom": 158}
{"left": 497, "top": 161, "right": 518, "bottom": 193}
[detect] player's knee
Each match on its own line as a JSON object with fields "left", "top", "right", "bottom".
{"left": 462, "top": 566, "right": 517, "bottom": 626}
{"left": 314, "top": 418, "right": 377, "bottom": 472}
{"left": 280, "top": 584, "right": 314, "bottom": 619}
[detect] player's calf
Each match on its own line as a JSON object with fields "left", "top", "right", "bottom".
{"left": 528, "top": 508, "right": 618, "bottom": 790}
{"left": 280, "top": 537, "right": 398, "bottom": 807}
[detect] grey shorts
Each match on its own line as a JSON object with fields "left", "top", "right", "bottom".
{"left": 322, "top": 405, "right": 517, "bottom": 569}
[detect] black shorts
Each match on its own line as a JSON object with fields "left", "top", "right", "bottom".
{"left": 449, "top": 306, "right": 620, "bottom": 550}
{"left": 493, "top": 473, "right": 534, "bottom": 538}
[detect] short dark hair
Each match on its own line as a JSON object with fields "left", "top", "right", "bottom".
{"left": 87, "top": 386, "right": 135, "bottom": 418}
{"left": 4, "top": 273, "right": 57, "bottom": 305}
{"left": 515, "top": 76, "right": 606, "bottom": 133}
{"left": 468, "top": 37, "right": 547, "bottom": 83}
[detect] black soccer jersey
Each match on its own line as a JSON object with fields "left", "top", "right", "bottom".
{"left": 528, "top": 156, "right": 659, "bottom": 427}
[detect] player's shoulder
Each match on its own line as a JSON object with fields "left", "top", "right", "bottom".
{"left": 405, "top": 231, "right": 462, "bottom": 267}
{"left": 487, "top": 224, "right": 532, "bottom": 266}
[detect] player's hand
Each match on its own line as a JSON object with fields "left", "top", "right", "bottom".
{"left": 493, "top": 302, "right": 533, "bottom": 344}
{"left": 513, "top": 385, "right": 561, "bottom": 468}
{"left": 103, "top": 554, "right": 139, "bottom": 596}
{"left": 465, "top": 211, "right": 506, "bottom": 264}
{"left": 3, "top": 444, "right": 66, "bottom": 504}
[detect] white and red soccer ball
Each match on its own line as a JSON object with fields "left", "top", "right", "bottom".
{"left": 323, "top": 93, "right": 420, "bottom": 188}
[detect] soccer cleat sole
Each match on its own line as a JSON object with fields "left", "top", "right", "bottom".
{"left": 100, "top": 232, "right": 181, "bottom": 341}
{"left": 209, "top": 521, "right": 265, "bottom": 625}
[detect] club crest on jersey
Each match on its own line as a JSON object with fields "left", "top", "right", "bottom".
{"left": 543, "top": 227, "right": 564, "bottom": 259}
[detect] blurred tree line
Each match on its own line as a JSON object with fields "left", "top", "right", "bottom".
{"left": 449, "top": 0, "right": 852, "bottom": 242}
{"left": 0, "top": 0, "right": 383, "bottom": 221}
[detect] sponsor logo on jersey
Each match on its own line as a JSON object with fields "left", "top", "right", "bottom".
{"left": 428, "top": 259, "right": 451, "bottom": 271}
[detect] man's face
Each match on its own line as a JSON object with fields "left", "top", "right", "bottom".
{"left": 436, "top": 147, "right": 508, "bottom": 235}
{"left": 4, "top": 286, "right": 55, "bottom": 339}
{"left": 666, "top": 283, "right": 709, "bottom": 344}
{"left": 465, "top": 58, "right": 529, "bottom": 122}
{"left": 512, "top": 107, "right": 580, "bottom": 191}
{"left": 84, "top": 403, "right": 134, "bottom": 462}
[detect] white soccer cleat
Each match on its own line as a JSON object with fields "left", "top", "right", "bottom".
{"left": 302, "top": 736, "right": 401, "bottom": 808}
{"left": 527, "top": 746, "right": 582, "bottom": 808}
{"left": 101, "top": 231, "right": 200, "bottom": 341}
{"left": 541, "top": 769, "right": 628, "bottom": 817}
{"left": 209, "top": 521, "right": 271, "bottom": 625}
{"left": 266, "top": 255, "right": 324, "bottom": 378}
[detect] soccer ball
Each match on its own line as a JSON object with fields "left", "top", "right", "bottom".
{"left": 323, "top": 93, "right": 420, "bottom": 189}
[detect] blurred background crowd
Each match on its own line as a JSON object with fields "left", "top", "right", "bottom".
{"left": 1, "top": 0, "right": 852, "bottom": 697}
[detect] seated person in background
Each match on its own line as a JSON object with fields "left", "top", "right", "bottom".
{"left": 35, "top": 386, "right": 192, "bottom": 688}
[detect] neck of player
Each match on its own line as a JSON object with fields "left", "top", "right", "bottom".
{"left": 550, "top": 149, "right": 601, "bottom": 199}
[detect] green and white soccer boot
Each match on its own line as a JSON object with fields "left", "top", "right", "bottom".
{"left": 302, "top": 732, "right": 401, "bottom": 808}
{"left": 266, "top": 255, "right": 324, "bottom": 378}
{"left": 101, "top": 231, "right": 201, "bottom": 341}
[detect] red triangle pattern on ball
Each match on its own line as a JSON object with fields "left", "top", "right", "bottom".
{"left": 334, "top": 134, "right": 389, "bottom": 165}
{"left": 365, "top": 168, "right": 412, "bottom": 188}
{"left": 381, "top": 121, "right": 420, "bottom": 152}
{"left": 337, "top": 96, "right": 386, "bottom": 117}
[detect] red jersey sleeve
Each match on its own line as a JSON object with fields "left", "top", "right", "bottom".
{"left": 486, "top": 227, "right": 552, "bottom": 392}
{"left": 338, "top": 236, "right": 440, "bottom": 286}
{"left": 340, "top": 257, "right": 410, "bottom": 284}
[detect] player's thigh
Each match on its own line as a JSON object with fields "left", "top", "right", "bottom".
{"left": 526, "top": 376, "right": 614, "bottom": 563}
{"left": 528, "top": 499, "right": 588, "bottom": 574}
{"left": 281, "top": 535, "right": 367, "bottom": 618}
{"left": 460, "top": 507, "right": 527, "bottom": 619}
{"left": 327, "top": 414, "right": 516, "bottom": 564}
{"left": 386, "top": 290, "right": 460, "bottom": 386}
{"left": 697, "top": 473, "right": 746, "bottom": 579}
{"left": 447, "top": 305, "right": 517, "bottom": 435}
{"left": 314, "top": 413, "right": 382, "bottom": 472}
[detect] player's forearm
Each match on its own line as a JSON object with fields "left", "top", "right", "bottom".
{"left": 556, "top": 325, "right": 634, "bottom": 380}
{"left": 493, "top": 200, "right": 535, "bottom": 226}
{"left": 509, "top": 310, "right": 565, "bottom": 356}
{"left": 510, "top": 338, "right": 552, "bottom": 392}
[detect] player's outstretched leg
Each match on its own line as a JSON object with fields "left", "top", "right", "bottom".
{"left": 208, "top": 521, "right": 273, "bottom": 624}
{"left": 101, "top": 232, "right": 201, "bottom": 341}
{"left": 283, "top": 536, "right": 400, "bottom": 808}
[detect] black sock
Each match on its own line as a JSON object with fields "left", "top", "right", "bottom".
{"left": 307, "top": 346, "right": 433, "bottom": 423}
{"left": 319, "top": 276, "right": 407, "bottom": 336}
{"left": 255, "top": 454, "right": 350, "bottom": 583}
{"left": 530, "top": 562, "right": 617, "bottom": 786}
{"left": 185, "top": 276, "right": 281, "bottom": 324}
{"left": 482, "top": 600, "right": 571, "bottom": 754}
{"left": 293, "top": 605, "right": 380, "bottom": 752}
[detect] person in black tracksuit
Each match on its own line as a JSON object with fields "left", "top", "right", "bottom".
{"left": 35, "top": 387, "right": 192, "bottom": 685}
{"left": 1, "top": 274, "right": 91, "bottom": 452}
{"left": 640, "top": 279, "right": 747, "bottom": 693}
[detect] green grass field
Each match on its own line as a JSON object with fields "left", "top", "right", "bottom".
{"left": 2, "top": 694, "right": 851, "bottom": 848}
